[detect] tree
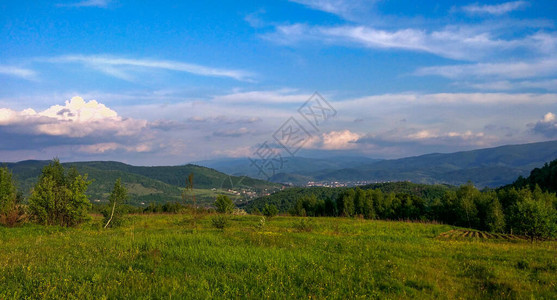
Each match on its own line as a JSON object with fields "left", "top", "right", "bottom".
{"left": 215, "top": 194, "right": 234, "bottom": 214}
{"left": 28, "top": 159, "right": 91, "bottom": 226}
{"left": 263, "top": 204, "right": 278, "bottom": 217}
{"left": 103, "top": 178, "right": 128, "bottom": 228}
{"left": 0, "top": 167, "right": 24, "bottom": 227}
{"left": 337, "top": 189, "right": 355, "bottom": 217}
{"left": 485, "top": 197, "right": 506, "bottom": 233}
{"left": 510, "top": 186, "right": 557, "bottom": 240}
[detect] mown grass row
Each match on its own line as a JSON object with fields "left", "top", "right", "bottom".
{"left": 1, "top": 214, "right": 555, "bottom": 299}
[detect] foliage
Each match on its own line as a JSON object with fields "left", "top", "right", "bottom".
{"left": 3, "top": 160, "right": 281, "bottom": 205}
{"left": 507, "top": 186, "right": 557, "bottom": 240}
{"left": 507, "top": 158, "right": 557, "bottom": 193}
{"left": 28, "top": 159, "right": 91, "bottom": 226}
{"left": 0, "top": 167, "right": 25, "bottom": 227}
{"left": 262, "top": 204, "right": 278, "bottom": 218}
{"left": 214, "top": 194, "right": 234, "bottom": 214}
{"left": 211, "top": 214, "right": 230, "bottom": 229}
{"left": 293, "top": 218, "right": 313, "bottom": 232}
{"left": 102, "top": 178, "right": 129, "bottom": 228}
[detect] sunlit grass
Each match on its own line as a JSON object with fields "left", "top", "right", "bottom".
{"left": 1, "top": 214, "right": 555, "bottom": 299}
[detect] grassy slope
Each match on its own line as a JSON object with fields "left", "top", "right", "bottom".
{"left": 1, "top": 215, "right": 555, "bottom": 299}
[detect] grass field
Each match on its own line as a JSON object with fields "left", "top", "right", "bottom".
{"left": 1, "top": 215, "right": 555, "bottom": 299}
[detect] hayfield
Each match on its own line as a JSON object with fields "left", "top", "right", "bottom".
{"left": 1, "top": 214, "right": 555, "bottom": 299}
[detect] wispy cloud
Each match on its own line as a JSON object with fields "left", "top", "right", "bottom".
{"left": 46, "top": 55, "right": 254, "bottom": 81}
{"left": 460, "top": 1, "right": 529, "bottom": 16}
{"left": 414, "top": 58, "right": 557, "bottom": 79}
{"left": 58, "top": 0, "right": 110, "bottom": 8}
{"left": 264, "top": 23, "right": 531, "bottom": 61}
{"left": 0, "top": 65, "right": 37, "bottom": 80}
{"left": 289, "top": 0, "right": 378, "bottom": 21}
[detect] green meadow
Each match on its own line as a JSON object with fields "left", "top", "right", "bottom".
{"left": 1, "top": 214, "right": 555, "bottom": 299}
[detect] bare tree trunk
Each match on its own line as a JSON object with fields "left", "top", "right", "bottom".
{"left": 104, "top": 201, "right": 116, "bottom": 229}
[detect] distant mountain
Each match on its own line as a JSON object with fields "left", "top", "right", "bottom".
{"left": 201, "top": 140, "right": 557, "bottom": 188}
{"left": 314, "top": 140, "right": 557, "bottom": 188}
{"left": 194, "top": 156, "right": 380, "bottom": 179}
{"left": 2, "top": 160, "right": 281, "bottom": 205}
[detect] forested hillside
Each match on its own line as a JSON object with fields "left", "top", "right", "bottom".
{"left": 2, "top": 160, "right": 281, "bottom": 205}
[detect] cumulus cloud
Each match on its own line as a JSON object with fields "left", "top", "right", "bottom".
{"left": 0, "top": 97, "right": 149, "bottom": 152}
{"left": 532, "top": 112, "right": 557, "bottom": 137}
{"left": 0, "top": 96, "right": 147, "bottom": 137}
{"left": 322, "top": 130, "right": 361, "bottom": 149}
{"left": 301, "top": 129, "right": 362, "bottom": 150}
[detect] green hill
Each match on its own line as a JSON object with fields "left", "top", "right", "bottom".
{"left": 2, "top": 160, "right": 282, "bottom": 206}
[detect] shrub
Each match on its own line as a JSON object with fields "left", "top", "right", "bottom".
{"left": 215, "top": 195, "right": 234, "bottom": 214}
{"left": 293, "top": 218, "right": 313, "bottom": 232}
{"left": 211, "top": 214, "right": 230, "bottom": 230}
{"left": 263, "top": 204, "right": 278, "bottom": 218}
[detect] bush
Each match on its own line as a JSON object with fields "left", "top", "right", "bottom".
{"left": 28, "top": 159, "right": 91, "bottom": 226}
{"left": 215, "top": 195, "right": 234, "bottom": 214}
{"left": 293, "top": 218, "right": 313, "bottom": 232}
{"left": 263, "top": 204, "right": 278, "bottom": 218}
{"left": 211, "top": 214, "right": 230, "bottom": 230}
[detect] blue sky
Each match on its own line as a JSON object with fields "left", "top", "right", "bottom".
{"left": 1, "top": 0, "right": 557, "bottom": 165}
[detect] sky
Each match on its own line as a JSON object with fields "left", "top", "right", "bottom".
{"left": 1, "top": 0, "right": 557, "bottom": 166}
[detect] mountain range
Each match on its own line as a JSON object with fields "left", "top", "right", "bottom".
{"left": 196, "top": 140, "right": 557, "bottom": 188}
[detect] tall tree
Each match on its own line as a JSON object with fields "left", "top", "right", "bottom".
{"left": 28, "top": 159, "right": 91, "bottom": 226}
{"left": 0, "top": 167, "right": 23, "bottom": 227}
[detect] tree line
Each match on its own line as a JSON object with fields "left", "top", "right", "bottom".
{"left": 287, "top": 183, "right": 556, "bottom": 240}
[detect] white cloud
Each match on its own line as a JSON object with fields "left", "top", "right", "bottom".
{"left": 289, "top": 0, "right": 378, "bottom": 21}
{"left": 78, "top": 142, "right": 153, "bottom": 154}
{"left": 58, "top": 0, "right": 110, "bottom": 8}
{"left": 46, "top": 55, "right": 254, "bottom": 81}
{"left": 212, "top": 89, "right": 312, "bottom": 104}
{"left": 456, "top": 79, "right": 557, "bottom": 92}
{"left": 461, "top": 1, "right": 528, "bottom": 15}
{"left": 321, "top": 129, "right": 361, "bottom": 149}
{"left": 532, "top": 112, "right": 557, "bottom": 137}
{"left": 0, "top": 96, "right": 147, "bottom": 138}
{"left": 0, "top": 65, "right": 37, "bottom": 80}
{"left": 264, "top": 23, "right": 533, "bottom": 61}
{"left": 414, "top": 58, "right": 557, "bottom": 79}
